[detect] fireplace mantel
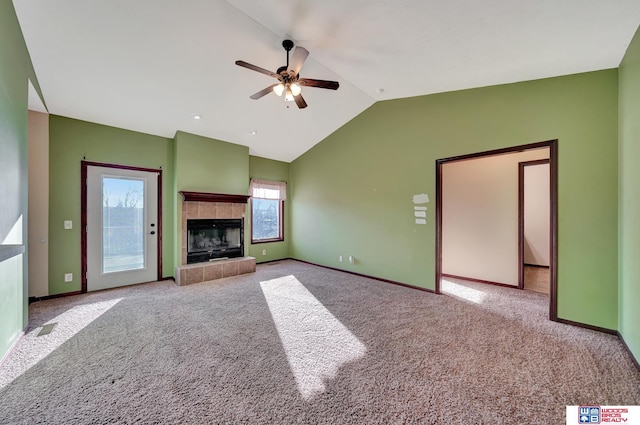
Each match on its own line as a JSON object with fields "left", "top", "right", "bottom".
{"left": 179, "top": 191, "right": 250, "bottom": 204}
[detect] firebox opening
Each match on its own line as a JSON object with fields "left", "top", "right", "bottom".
{"left": 187, "top": 219, "right": 244, "bottom": 264}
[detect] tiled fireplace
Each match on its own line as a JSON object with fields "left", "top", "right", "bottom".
{"left": 174, "top": 191, "right": 256, "bottom": 286}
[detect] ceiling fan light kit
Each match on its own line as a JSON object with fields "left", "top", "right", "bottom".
{"left": 290, "top": 83, "right": 301, "bottom": 96}
{"left": 273, "top": 83, "right": 284, "bottom": 96}
{"left": 284, "top": 87, "right": 295, "bottom": 102}
{"left": 235, "top": 39, "right": 339, "bottom": 109}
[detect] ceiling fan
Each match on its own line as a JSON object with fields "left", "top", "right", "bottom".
{"left": 235, "top": 40, "right": 339, "bottom": 109}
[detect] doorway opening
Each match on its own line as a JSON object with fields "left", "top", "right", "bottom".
{"left": 81, "top": 161, "right": 162, "bottom": 292}
{"left": 519, "top": 159, "right": 551, "bottom": 294}
{"left": 435, "top": 140, "right": 558, "bottom": 320}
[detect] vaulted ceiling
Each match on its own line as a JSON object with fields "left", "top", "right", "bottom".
{"left": 14, "top": 0, "right": 640, "bottom": 162}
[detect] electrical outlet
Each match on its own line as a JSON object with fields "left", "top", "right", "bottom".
{"left": 339, "top": 256, "right": 343, "bottom": 262}
{"left": 64, "top": 273, "right": 73, "bottom": 282}
{"left": 262, "top": 249, "right": 267, "bottom": 256}
{"left": 64, "top": 220, "right": 73, "bottom": 230}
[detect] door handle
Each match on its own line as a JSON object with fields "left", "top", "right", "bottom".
{"left": 150, "top": 231, "right": 156, "bottom": 235}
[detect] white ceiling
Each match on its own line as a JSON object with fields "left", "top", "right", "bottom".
{"left": 14, "top": 0, "right": 640, "bottom": 162}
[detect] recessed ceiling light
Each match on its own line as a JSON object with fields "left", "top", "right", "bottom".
{"left": 250, "top": 130, "right": 258, "bottom": 136}
{"left": 192, "top": 113, "right": 201, "bottom": 120}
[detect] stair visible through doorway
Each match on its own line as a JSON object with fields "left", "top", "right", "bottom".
{"left": 524, "top": 265, "right": 550, "bottom": 294}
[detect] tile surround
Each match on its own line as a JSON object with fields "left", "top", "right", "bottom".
{"left": 223, "top": 261, "right": 239, "bottom": 278}
{"left": 204, "top": 263, "right": 223, "bottom": 281}
{"left": 175, "top": 257, "right": 256, "bottom": 286}
{"left": 175, "top": 198, "right": 254, "bottom": 286}
{"left": 181, "top": 200, "right": 246, "bottom": 265}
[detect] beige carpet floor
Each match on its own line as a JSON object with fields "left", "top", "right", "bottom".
{"left": 1, "top": 260, "right": 638, "bottom": 424}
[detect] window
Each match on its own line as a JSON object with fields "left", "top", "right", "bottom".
{"left": 250, "top": 179, "right": 286, "bottom": 243}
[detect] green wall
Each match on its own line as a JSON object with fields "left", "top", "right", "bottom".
{"left": 248, "top": 155, "right": 290, "bottom": 262}
{"left": 48, "top": 116, "right": 174, "bottom": 294}
{"left": 291, "top": 70, "right": 619, "bottom": 330}
{"left": 173, "top": 131, "right": 249, "bottom": 195}
{"left": 618, "top": 26, "right": 640, "bottom": 361}
{"left": 173, "top": 131, "right": 249, "bottom": 267}
{"left": 0, "top": 0, "right": 38, "bottom": 359}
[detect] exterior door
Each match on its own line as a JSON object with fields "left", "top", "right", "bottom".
{"left": 86, "top": 165, "right": 159, "bottom": 291}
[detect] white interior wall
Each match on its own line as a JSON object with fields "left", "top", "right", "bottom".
{"left": 442, "top": 148, "right": 549, "bottom": 286}
{"left": 27, "top": 110, "right": 49, "bottom": 297}
{"left": 524, "top": 163, "right": 550, "bottom": 266}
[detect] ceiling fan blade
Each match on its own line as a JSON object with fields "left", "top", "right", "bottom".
{"left": 298, "top": 78, "right": 339, "bottom": 90}
{"left": 293, "top": 93, "right": 308, "bottom": 109}
{"left": 250, "top": 85, "right": 277, "bottom": 100}
{"left": 235, "top": 60, "right": 279, "bottom": 79}
{"left": 288, "top": 46, "right": 309, "bottom": 78}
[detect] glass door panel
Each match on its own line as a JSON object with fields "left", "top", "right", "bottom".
{"left": 102, "top": 177, "right": 145, "bottom": 273}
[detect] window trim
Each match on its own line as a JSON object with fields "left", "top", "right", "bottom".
{"left": 250, "top": 198, "right": 284, "bottom": 244}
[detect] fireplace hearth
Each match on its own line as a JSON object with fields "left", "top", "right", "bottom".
{"left": 187, "top": 218, "right": 243, "bottom": 264}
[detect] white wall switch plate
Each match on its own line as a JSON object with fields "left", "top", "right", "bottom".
{"left": 339, "top": 256, "right": 343, "bottom": 262}
{"left": 64, "top": 273, "right": 73, "bottom": 282}
{"left": 64, "top": 220, "right": 72, "bottom": 230}
{"left": 262, "top": 249, "right": 267, "bottom": 255}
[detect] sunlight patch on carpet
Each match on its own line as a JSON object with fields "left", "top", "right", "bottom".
{"left": 260, "top": 275, "right": 367, "bottom": 400}
{"left": 0, "top": 298, "right": 122, "bottom": 389}
{"left": 441, "top": 279, "right": 486, "bottom": 304}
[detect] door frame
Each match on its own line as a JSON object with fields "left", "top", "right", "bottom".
{"left": 81, "top": 161, "right": 163, "bottom": 293}
{"left": 518, "top": 159, "right": 551, "bottom": 290}
{"left": 435, "top": 139, "right": 558, "bottom": 320}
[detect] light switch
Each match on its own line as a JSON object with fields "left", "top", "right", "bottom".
{"left": 64, "top": 220, "right": 72, "bottom": 230}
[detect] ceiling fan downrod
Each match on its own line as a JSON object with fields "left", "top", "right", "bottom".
{"left": 282, "top": 39, "right": 294, "bottom": 69}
